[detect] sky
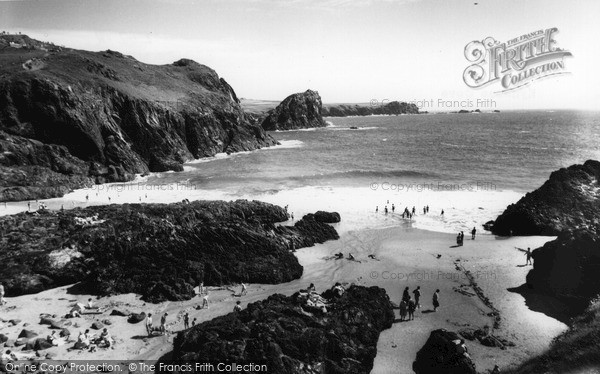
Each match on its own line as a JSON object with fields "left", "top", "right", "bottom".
{"left": 1, "top": 0, "right": 599, "bottom": 110}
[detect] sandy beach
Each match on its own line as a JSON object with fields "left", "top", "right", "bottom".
{"left": 0, "top": 222, "right": 567, "bottom": 373}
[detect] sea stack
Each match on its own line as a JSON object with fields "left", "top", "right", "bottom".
{"left": 260, "top": 89, "right": 326, "bottom": 131}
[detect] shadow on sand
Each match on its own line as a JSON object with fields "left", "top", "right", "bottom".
{"left": 508, "top": 284, "right": 587, "bottom": 324}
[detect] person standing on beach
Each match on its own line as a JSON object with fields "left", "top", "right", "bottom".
{"left": 413, "top": 286, "right": 421, "bottom": 309}
{"left": 234, "top": 301, "right": 242, "bottom": 312}
{"left": 441, "top": 209, "right": 444, "bottom": 216}
{"left": 399, "top": 299, "right": 408, "bottom": 321}
{"left": 433, "top": 289, "right": 440, "bottom": 311}
{"left": 384, "top": 206, "right": 388, "bottom": 214}
{"left": 376, "top": 206, "right": 378, "bottom": 213}
{"left": 402, "top": 287, "right": 410, "bottom": 303}
{"left": 145, "top": 313, "right": 153, "bottom": 335}
{"left": 202, "top": 292, "right": 210, "bottom": 309}
{"left": 471, "top": 227, "right": 477, "bottom": 240}
{"left": 526, "top": 248, "right": 532, "bottom": 265}
{"left": 241, "top": 283, "right": 247, "bottom": 296}
{"left": 392, "top": 204, "right": 395, "bottom": 213}
{"left": 184, "top": 313, "right": 190, "bottom": 329}
{"left": 408, "top": 297, "right": 416, "bottom": 320}
{"left": 160, "top": 313, "right": 168, "bottom": 334}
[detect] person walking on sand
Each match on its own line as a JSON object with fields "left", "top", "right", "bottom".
{"left": 384, "top": 206, "right": 388, "bottom": 214}
{"left": 413, "top": 286, "right": 421, "bottom": 309}
{"left": 433, "top": 289, "right": 440, "bottom": 312}
{"left": 145, "top": 313, "right": 153, "bottom": 335}
{"left": 184, "top": 313, "right": 190, "bottom": 329}
{"left": 376, "top": 206, "right": 378, "bottom": 213}
{"left": 392, "top": 204, "right": 395, "bottom": 213}
{"left": 471, "top": 227, "right": 477, "bottom": 240}
{"left": 402, "top": 287, "right": 410, "bottom": 303}
{"left": 441, "top": 209, "right": 444, "bottom": 216}
{"left": 399, "top": 299, "right": 408, "bottom": 321}
{"left": 408, "top": 297, "right": 416, "bottom": 320}
{"left": 160, "top": 313, "right": 168, "bottom": 334}
{"left": 240, "top": 283, "right": 247, "bottom": 296}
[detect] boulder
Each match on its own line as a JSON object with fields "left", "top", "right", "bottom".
{"left": 128, "top": 312, "right": 146, "bottom": 324}
{"left": 18, "top": 329, "right": 37, "bottom": 339}
{"left": 91, "top": 322, "right": 104, "bottom": 330}
{"left": 0, "top": 334, "right": 7, "bottom": 343}
{"left": 110, "top": 309, "right": 130, "bottom": 317}
{"left": 413, "top": 329, "right": 477, "bottom": 374}
{"left": 59, "top": 328, "right": 70, "bottom": 338}
{"left": 8, "top": 319, "right": 21, "bottom": 326}
{"left": 313, "top": 211, "right": 341, "bottom": 223}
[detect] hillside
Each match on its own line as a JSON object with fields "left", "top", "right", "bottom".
{"left": 0, "top": 34, "right": 276, "bottom": 201}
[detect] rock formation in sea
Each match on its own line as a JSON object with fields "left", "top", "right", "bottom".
{"left": 170, "top": 285, "right": 394, "bottom": 373}
{"left": 0, "top": 34, "right": 276, "bottom": 202}
{"left": 0, "top": 200, "right": 340, "bottom": 302}
{"left": 321, "top": 101, "right": 419, "bottom": 117}
{"left": 412, "top": 329, "right": 477, "bottom": 374}
{"left": 260, "top": 90, "right": 326, "bottom": 131}
{"left": 491, "top": 160, "right": 600, "bottom": 236}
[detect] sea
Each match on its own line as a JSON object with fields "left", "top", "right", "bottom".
{"left": 5, "top": 110, "right": 600, "bottom": 235}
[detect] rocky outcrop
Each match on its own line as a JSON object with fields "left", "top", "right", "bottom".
{"left": 321, "top": 101, "right": 419, "bottom": 117}
{"left": 171, "top": 285, "right": 394, "bottom": 373}
{"left": 413, "top": 329, "right": 477, "bottom": 374}
{"left": 525, "top": 227, "right": 600, "bottom": 304}
{"left": 492, "top": 160, "right": 600, "bottom": 236}
{"left": 0, "top": 200, "right": 340, "bottom": 302}
{"left": 260, "top": 90, "right": 326, "bottom": 131}
{"left": 0, "top": 34, "right": 277, "bottom": 201}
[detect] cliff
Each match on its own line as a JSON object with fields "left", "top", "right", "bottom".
{"left": 321, "top": 101, "right": 419, "bottom": 117}
{"left": 0, "top": 200, "right": 340, "bottom": 302}
{"left": 492, "top": 160, "right": 600, "bottom": 236}
{"left": 170, "top": 285, "right": 394, "bottom": 373}
{"left": 0, "top": 34, "right": 276, "bottom": 201}
{"left": 260, "top": 90, "right": 326, "bottom": 131}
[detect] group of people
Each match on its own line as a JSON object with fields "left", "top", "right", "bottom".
{"left": 398, "top": 287, "right": 441, "bottom": 321}
{"left": 456, "top": 227, "right": 478, "bottom": 246}
{"left": 75, "top": 327, "right": 113, "bottom": 350}
{"left": 145, "top": 312, "right": 170, "bottom": 335}
{"left": 376, "top": 202, "right": 441, "bottom": 221}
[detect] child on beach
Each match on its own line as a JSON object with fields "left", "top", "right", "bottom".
{"left": 184, "top": 313, "right": 190, "bottom": 329}
{"left": 234, "top": 301, "right": 242, "bottom": 312}
{"left": 433, "top": 289, "right": 440, "bottom": 311}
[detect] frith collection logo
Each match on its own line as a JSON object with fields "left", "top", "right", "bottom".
{"left": 463, "top": 27, "right": 572, "bottom": 92}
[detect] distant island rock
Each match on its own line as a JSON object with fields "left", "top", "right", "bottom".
{"left": 260, "top": 89, "right": 326, "bottom": 131}
{"left": 0, "top": 200, "right": 340, "bottom": 302}
{"left": 170, "top": 284, "right": 394, "bottom": 373}
{"left": 492, "top": 160, "right": 600, "bottom": 236}
{"left": 321, "top": 101, "right": 419, "bottom": 117}
{"left": 0, "top": 34, "right": 276, "bottom": 202}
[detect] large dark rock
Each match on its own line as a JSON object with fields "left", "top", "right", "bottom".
{"left": 492, "top": 160, "right": 600, "bottom": 236}
{"left": 170, "top": 285, "right": 394, "bottom": 374}
{"left": 413, "top": 329, "right": 476, "bottom": 374}
{"left": 260, "top": 90, "right": 326, "bottom": 131}
{"left": 525, "top": 227, "right": 600, "bottom": 304}
{"left": 321, "top": 101, "right": 419, "bottom": 117}
{"left": 0, "top": 34, "right": 277, "bottom": 202}
{"left": 0, "top": 200, "right": 339, "bottom": 302}
{"left": 313, "top": 211, "right": 341, "bottom": 223}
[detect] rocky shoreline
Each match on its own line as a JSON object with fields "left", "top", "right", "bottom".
{"left": 169, "top": 284, "right": 394, "bottom": 374}
{"left": 0, "top": 35, "right": 276, "bottom": 202}
{"left": 0, "top": 200, "right": 339, "bottom": 302}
